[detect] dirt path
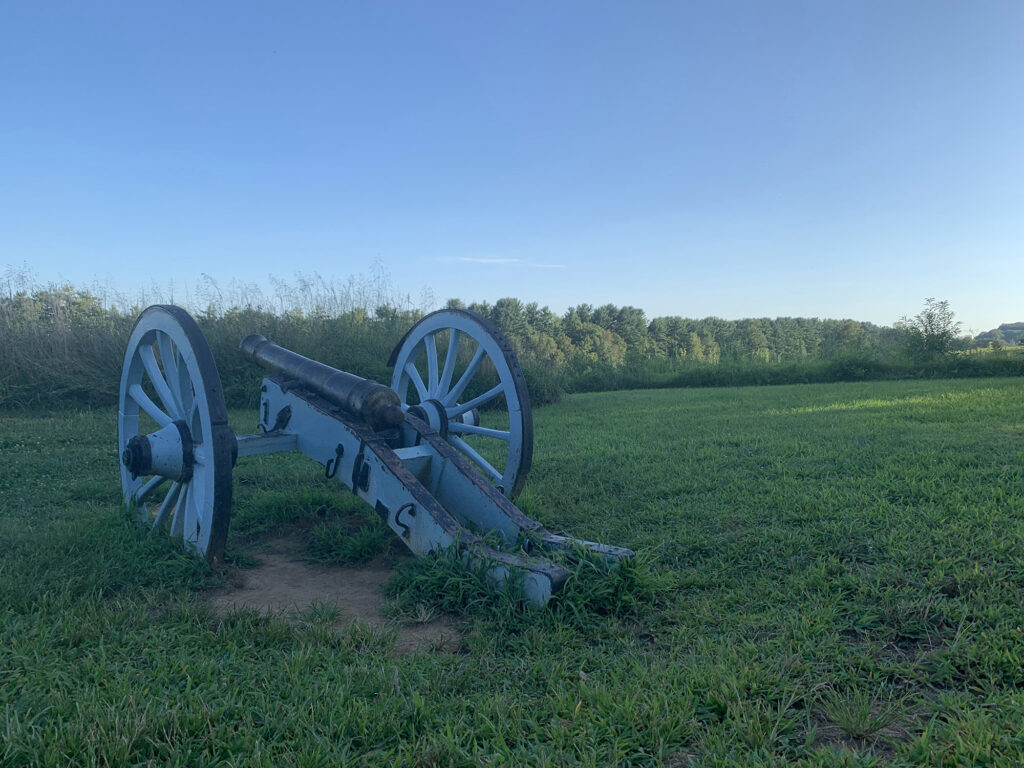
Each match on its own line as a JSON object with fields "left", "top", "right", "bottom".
{"left": 209, "top": 536, "right": 461, "bottom": 655}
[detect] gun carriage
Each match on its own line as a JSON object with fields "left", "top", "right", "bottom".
{"left": 118, "top": 305, "right": 631, "bottom": 605}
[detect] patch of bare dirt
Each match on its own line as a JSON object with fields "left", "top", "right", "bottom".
{"left": 210, "top": 535, "right": 461, "bottom": 656}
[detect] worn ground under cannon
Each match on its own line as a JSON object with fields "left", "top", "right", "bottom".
{"left": 118, "top": 305, "right": 632, "bottom": 605}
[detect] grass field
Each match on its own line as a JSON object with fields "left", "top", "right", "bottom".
{"left": 2, "top": 378, "right": 1024, "bottom": 766}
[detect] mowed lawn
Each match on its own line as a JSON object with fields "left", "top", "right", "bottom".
{"left": 2, "top": 378, "right": 1023, "bottom": 767}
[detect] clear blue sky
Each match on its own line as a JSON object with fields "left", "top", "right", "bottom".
{"left": 2, "top": 1, "right": 1021, "bottom": 333}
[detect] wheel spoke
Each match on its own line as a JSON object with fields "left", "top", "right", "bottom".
{"left": 405, "top": 362, "right": 429, "bottom": 402}
{"left": 156, "top": 333, "right": 185, "bottom": 417}
{"left": 438, "top": 330, "right": 460, "bottom": 394}
{"left": 183, "top": 491, "right": 200, "bottom": 546}
{"left": 139, "top": 344, "right": 183, "bottom": 421}
{"left": 425, "top": 334, "right": 439, "bottom": 395}
{"left": 175, "top": 347, "right": 195, "bottom": 418}
{"left": 448, "top": 422, "right": 511, "bottom": 442}
{"left": 136, "top": 474, "right": 166, "bottom": 503}
{"left": 128, "top": 383, "right": 173, "bottom": 427}
{"left": 450, "top": 436, "right": 503, "bottom": 483}
{"left": 149, "top": 481, "right": 182, "bottom": 531}
{"left": 442, "top": 344, "right": 485, "bottom": 407}
{"left": 447, "top": 383, "right": 504, "bottom": 419}
{"left": 170, "top": 483, "right": 189, "bottom": 537}
{"left": 188, "top": 401, "right": 203, "bottom": 442}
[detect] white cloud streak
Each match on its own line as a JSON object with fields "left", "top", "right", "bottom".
{"left": 444, "top": 257, "right": 522, "bottom": 264}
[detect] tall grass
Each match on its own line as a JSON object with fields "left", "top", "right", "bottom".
{"left": 0, "top": 267, "right": 426, "bottom": 410}
{"left": 2, "top": 268, "right": 1022, "bottom": 410}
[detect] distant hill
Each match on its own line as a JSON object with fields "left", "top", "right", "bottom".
{"left": 974, "top": 322, "right": 1024, "bottom": 346}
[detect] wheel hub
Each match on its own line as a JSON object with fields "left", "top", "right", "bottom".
{"left": 408, "top": 399, "right": 449, "bottom": 436}
{"left": 122, "top": 420, "right": 194, "bottom": 481}
{"left": 407, "top": 399, "right": 481, "bottom": 438}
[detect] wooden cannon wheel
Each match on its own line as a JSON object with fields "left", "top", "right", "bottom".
{"left": 388, "top": 309, "right": 533, "bottom": 498}
{"left": 117, "top": 305, "right": 235, "bottom": 563}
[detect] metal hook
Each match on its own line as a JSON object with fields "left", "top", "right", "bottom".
{"left": 325, "top": 443, "right": 344, "bottom": 478}
{"left": 351, "top": 443, "right": 369, "bottom": 491}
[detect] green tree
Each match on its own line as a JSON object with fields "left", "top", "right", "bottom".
{"left": 686, "top": 331, "right": 704, "bottom": 362}
{"left": 737, "top": 318, "right": 771, "bottom": 361}
{"left": 699, "top": 330, "right": 721, "bottom": 364}
{"left": 590, "top": 304, "right": 619, "bottom": 331}
{"left": 564, "top": 304, "right": 594, "bottom": 325}
{"left": 613, "top": 306, "right": 649, "bottom": 351}
{"left": 897, "top": 298, "right": 964, "bottom": 360}
{"left": 491, "top": 297, "right": 528, "bottom": 339}
{"left": 524, "top": 302, "right": 561, "bottom": 337}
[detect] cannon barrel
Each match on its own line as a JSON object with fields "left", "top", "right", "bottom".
{"left": 239, "top": 335, "right": 404, "bottom": 431}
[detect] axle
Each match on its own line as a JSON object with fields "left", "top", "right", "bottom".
{"left": 239, "top": 335, "right": 404, "bottom": 431}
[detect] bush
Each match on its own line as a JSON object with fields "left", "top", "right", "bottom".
{"left": 2, "top": 282, "right": 1021, "bottom": 412}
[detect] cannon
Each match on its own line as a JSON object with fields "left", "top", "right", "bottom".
{"left": 118, "top": 305, "right": 632, "bottom": 605}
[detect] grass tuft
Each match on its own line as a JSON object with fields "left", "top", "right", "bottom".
{"left": 307, "top": 517, "right": 392, "bottom": 566}
{"left": 383, "top": 546, "right": 529, "bottom": 624}
{"left": 819, "top": 685, "right": 905, "bottom": 741}
{"left": 549, "top": 548, "right": 669, "bottom": 624}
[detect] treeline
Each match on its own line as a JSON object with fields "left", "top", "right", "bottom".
{"left": 447, "top": 297, "right": 1023, "bottom": 402}
{"left": 975, "top": 322, "right": 1024, "bottom": 348}
{"left": 1, "top": 284, "right": 1022, "bottom": 411}
{"left": 462, "top": 298, "right": 902, "bottom": 363}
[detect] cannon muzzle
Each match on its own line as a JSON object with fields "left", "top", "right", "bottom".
{"left": 239, "top": 335, "right": 404, "bottom": 431}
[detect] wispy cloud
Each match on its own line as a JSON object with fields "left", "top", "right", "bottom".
{"left": 437, "top": 257, "right": 566, "bottom": 269}
{"left": 442, "top": 257, "right": 522, "bottom": 265}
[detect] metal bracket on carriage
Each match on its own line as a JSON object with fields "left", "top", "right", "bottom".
{"left": 268, "top": 405, "right": 292, "bottom": 432}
